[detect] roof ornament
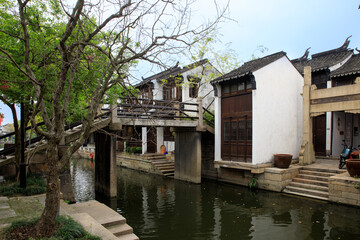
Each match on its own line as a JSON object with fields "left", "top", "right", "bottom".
{"left": 292, "top": 47, "right": 310, "bottom": 62}
{"left": 356, "top": 48, "right": 360, "bottom": 53}
{"left": 300, "top": 47, "right": 311, "bottom": 61}
{"left": 340, "top": 35, "right": 352, "bottom": 50}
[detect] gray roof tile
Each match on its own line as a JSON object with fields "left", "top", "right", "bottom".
{"left": 331, "top": 53, "right": 360, "bottom": 78}
{"left": 211, "top": 51, "right": 286, "bottom": 84}
{"left": 135, "top": 59, "right": 209, "bottom": 88}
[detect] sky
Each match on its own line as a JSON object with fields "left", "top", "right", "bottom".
{"left": 1, "top": 0, "right": 359, "bottom": 126}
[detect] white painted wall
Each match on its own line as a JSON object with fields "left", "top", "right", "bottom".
{"left": 142, "top": 127, "right": 147, "bottom": 154}
{"left": 252, "top": 56, "right": 303, "bottom": 165}
{"left": 152, "top": 80, "right": 163, "bottom": 100}
{"left": 181, "top": 63, "right": 217, "bottom": 113}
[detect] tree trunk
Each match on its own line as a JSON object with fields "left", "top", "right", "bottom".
{"left": 35, "top": 144, "right": 60, "bottom": 236}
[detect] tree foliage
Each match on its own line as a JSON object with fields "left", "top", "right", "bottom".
{"left": 0, "top": 0, "right": 227, "bottom": 235}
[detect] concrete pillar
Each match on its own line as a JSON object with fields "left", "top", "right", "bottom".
{"left": 95, "top": 130, "right": 117, "bottom": 198}
{"left": 214, "top": 95, "right": 221, "bottom": 162}
{"left": 175, "top": 129, "right": 202, "bottom": 183}
{"left": 300, "top": 66, "right": 315, "bottom": 165}
{"left": 142, "top": 127, "right": 147, "bottom": 154}
{"left": 157, "top": 127, "right": 164, "bottom": 153}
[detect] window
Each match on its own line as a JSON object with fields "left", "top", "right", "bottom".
{"left": 231, "top": 83, "right": 237, "bottom": 93}
{"left": 247, "top": 120, "right": 252, "bottom": 141}
{"left": 231, "top": 122, "right": 237, "bottom": 141}
{"left": 223, "top": 85, "right": 230, "bottom": 94}
{"left": 189, "top": 83, "right": 199, "bottom": 98}
{"left": 238, "top": 120, "right": 245, "bottom": 140}
{"left": 224, "top": 122, "right": 229, "bottom": 141}
{"left": 238, "top": 82, "right": 245, "bottom": 91}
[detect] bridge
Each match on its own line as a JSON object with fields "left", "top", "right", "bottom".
{"left": 0, "top": 97, "right": 214, "bottom": 197}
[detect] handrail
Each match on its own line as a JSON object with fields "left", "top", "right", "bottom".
{"left": 0, "top": 110, "right": 111, "bottom": 156}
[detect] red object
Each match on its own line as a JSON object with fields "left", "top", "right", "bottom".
{"left": 89, "top": 152, "right": 94, "bottom": 159}
{"left": 0, "top": 118, "right": 3, "bottom": 126}
{"left": 0, "top": 81, "right": 9, "bottom": 91}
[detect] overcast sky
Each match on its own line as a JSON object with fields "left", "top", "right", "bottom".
{"left": 1, "top": 0, "right": 359, "bottom": 125}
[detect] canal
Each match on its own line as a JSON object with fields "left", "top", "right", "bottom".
{"left": 71, "top": 158, "right": 360, "bottom": 240}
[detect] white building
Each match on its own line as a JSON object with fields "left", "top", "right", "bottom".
{"left": 211, "top": 51, "right": 303, "bottom": 167}
{"left": 135, "top": 59, "right": 218, "bottom": 154}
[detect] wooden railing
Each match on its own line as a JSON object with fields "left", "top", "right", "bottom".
{"left": 117, "top": 97, "right": 199, "bottom": 121}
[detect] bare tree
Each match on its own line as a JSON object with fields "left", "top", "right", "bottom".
{"left": 0, "top": 0, "right": 227, "bottom": 235}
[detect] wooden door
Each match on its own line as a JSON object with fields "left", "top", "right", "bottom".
{"left": 313, "top": 115, "right": 326, "bottom": 156}
{"left": 147, "top": 127, "right": 157, "bottom": 153}
{"left": 345, "top": 113, "right": 353, "bottom": 146}
{"left": 221, "top": 92, "right": 252, "bottom": 162}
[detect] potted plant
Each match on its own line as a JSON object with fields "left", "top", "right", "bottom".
{"left": 346, "top": 151, "right": 360, "bottom": 177}
{"left": 274, "top": 154, "right": 293, "bottom": 169}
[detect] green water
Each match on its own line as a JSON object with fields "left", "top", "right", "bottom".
{"left": 71, "top": 159, "right": 360, "bottom": 240}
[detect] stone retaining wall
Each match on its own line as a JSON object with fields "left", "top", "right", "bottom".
{"left": 215, "top": 165, "right": 301, "bottom": 192}
{"left": 329, "top": 173, "right": 360, "bottom": 207}
{"left": 116, "top": 153, "right": 161, "bottom": 175}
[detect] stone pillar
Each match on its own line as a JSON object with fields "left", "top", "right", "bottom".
{"left": 196, "top": 97, "right": 204, "bottom": 131}
{"left": 214, "top": 94, "right": 221, "bottom": 162}
{"left": 157, "top": 127, "right": 164, "bottom": 153}
{"left": 142, "top": 127, "right": 147, "bottom": 154}
{"left": 300, "top": 66, "right": 315, "bottom": 165}
{"left": 174, "top": 128, "right": 202, "bottom": 183}
{"left": 95, "top": 130, "right": 117, "bottom": 198}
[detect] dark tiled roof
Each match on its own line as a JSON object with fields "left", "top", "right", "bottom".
{"left": 331, "top": 53, "right": 360, "bottom": 78}
{"left": 292, "top": 50, "right": 352, "bottom": 74}
{"left": 135, "top": 59, "right": 209, "bottom": 88}
{"left": 211, "top": 51, "right": 286, "bottom": 84}
{"left": 291, "top": 37, "right": 353, "bottom": 74}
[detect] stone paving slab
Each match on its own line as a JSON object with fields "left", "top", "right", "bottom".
{"left": 71, "top": 213, "right": 119, "bottom": 240}
{"left": 61, "top": 200, "right": 126, "bottom": 226}
{"left": 0, "top": 208, "right": 17, "bottom": 219}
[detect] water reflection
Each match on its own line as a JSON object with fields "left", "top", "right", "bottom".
{"left": 71, "top": 158, "right": 95, "bottom": 202}
{"left": 71, "top": 160, "right": 360, "bottom": 240}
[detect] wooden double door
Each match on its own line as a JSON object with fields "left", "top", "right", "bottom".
{"left": 221, "top": 93, "right": 252, "bottom": 162}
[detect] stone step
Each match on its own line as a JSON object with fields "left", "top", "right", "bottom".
{"left": 157, "top": 165, "right": 174, "bottom": 170}
{"left": 283, "top": 188, "right": 329, "bottom": 201}
{"left": 292, "top": 177, "right": 329, "bottom": 187}
{"left": 287, "top": 182, "right": 328, "bottom": 192}
{"left": 164, "top": 172, "right": 174, "bottom": 176}
{"left": 160, "top": 169, "right": 174, "bottom": 173}
{"left": 107, "top": 223, "right": 133, "bottom": 237}
{"left": 153, "top": 162, "right": 174, "bottom": 167}
{"left": 284, "top": 185, "right": 329, "bottom": 198}
{"left": 302, "top": 166, "right": 345, "bottom": 174}
{"left": 117, "top": 233, "right": 139, "bottom": 240}
{"left": 299, "top": 170, "right": 335, "bottom": 177}
{"left": 296, "top": 174, "right": 329, "bottom": 182}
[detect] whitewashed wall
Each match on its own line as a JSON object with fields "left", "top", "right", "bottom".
{"left": 181, "top": 63, "right": 216, "bottom": 113}
{"left": 252, "top": 56, "right": 303, "bottom": 165}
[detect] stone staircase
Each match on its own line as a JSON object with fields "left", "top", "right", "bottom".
{"left": 283, "top": 167, "right": 342, "bottom": 201}
{"left": 143, "top": 153, "right": 175, "bottom": 177}
{"left": 152, "top": 160, "right": 175, "bottom": 177}
{"left": 102, "top": 218, "right": 139, "bottom": 240}
{"left": 61, "top": 200, "right": 139, "bottom": 240}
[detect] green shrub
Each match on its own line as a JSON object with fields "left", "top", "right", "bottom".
{"left": 0, "top": 174, "right": 46, "bottom": 197}
{"left": 6, "top": 216, "right": 100, "bottom": 240}
{"left": 135, "top": 147, "right": 142, "bottom": 153}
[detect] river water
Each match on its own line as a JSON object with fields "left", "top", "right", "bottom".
{"left": 71, "top": 158, "right": 360, "bottom": 240}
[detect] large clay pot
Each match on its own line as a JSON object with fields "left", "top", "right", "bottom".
{"left": 274, "top": 154, "right": 293, "bottom": 169}
{"left": 346, "top": 160, "right": 360, "bottom": 177}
